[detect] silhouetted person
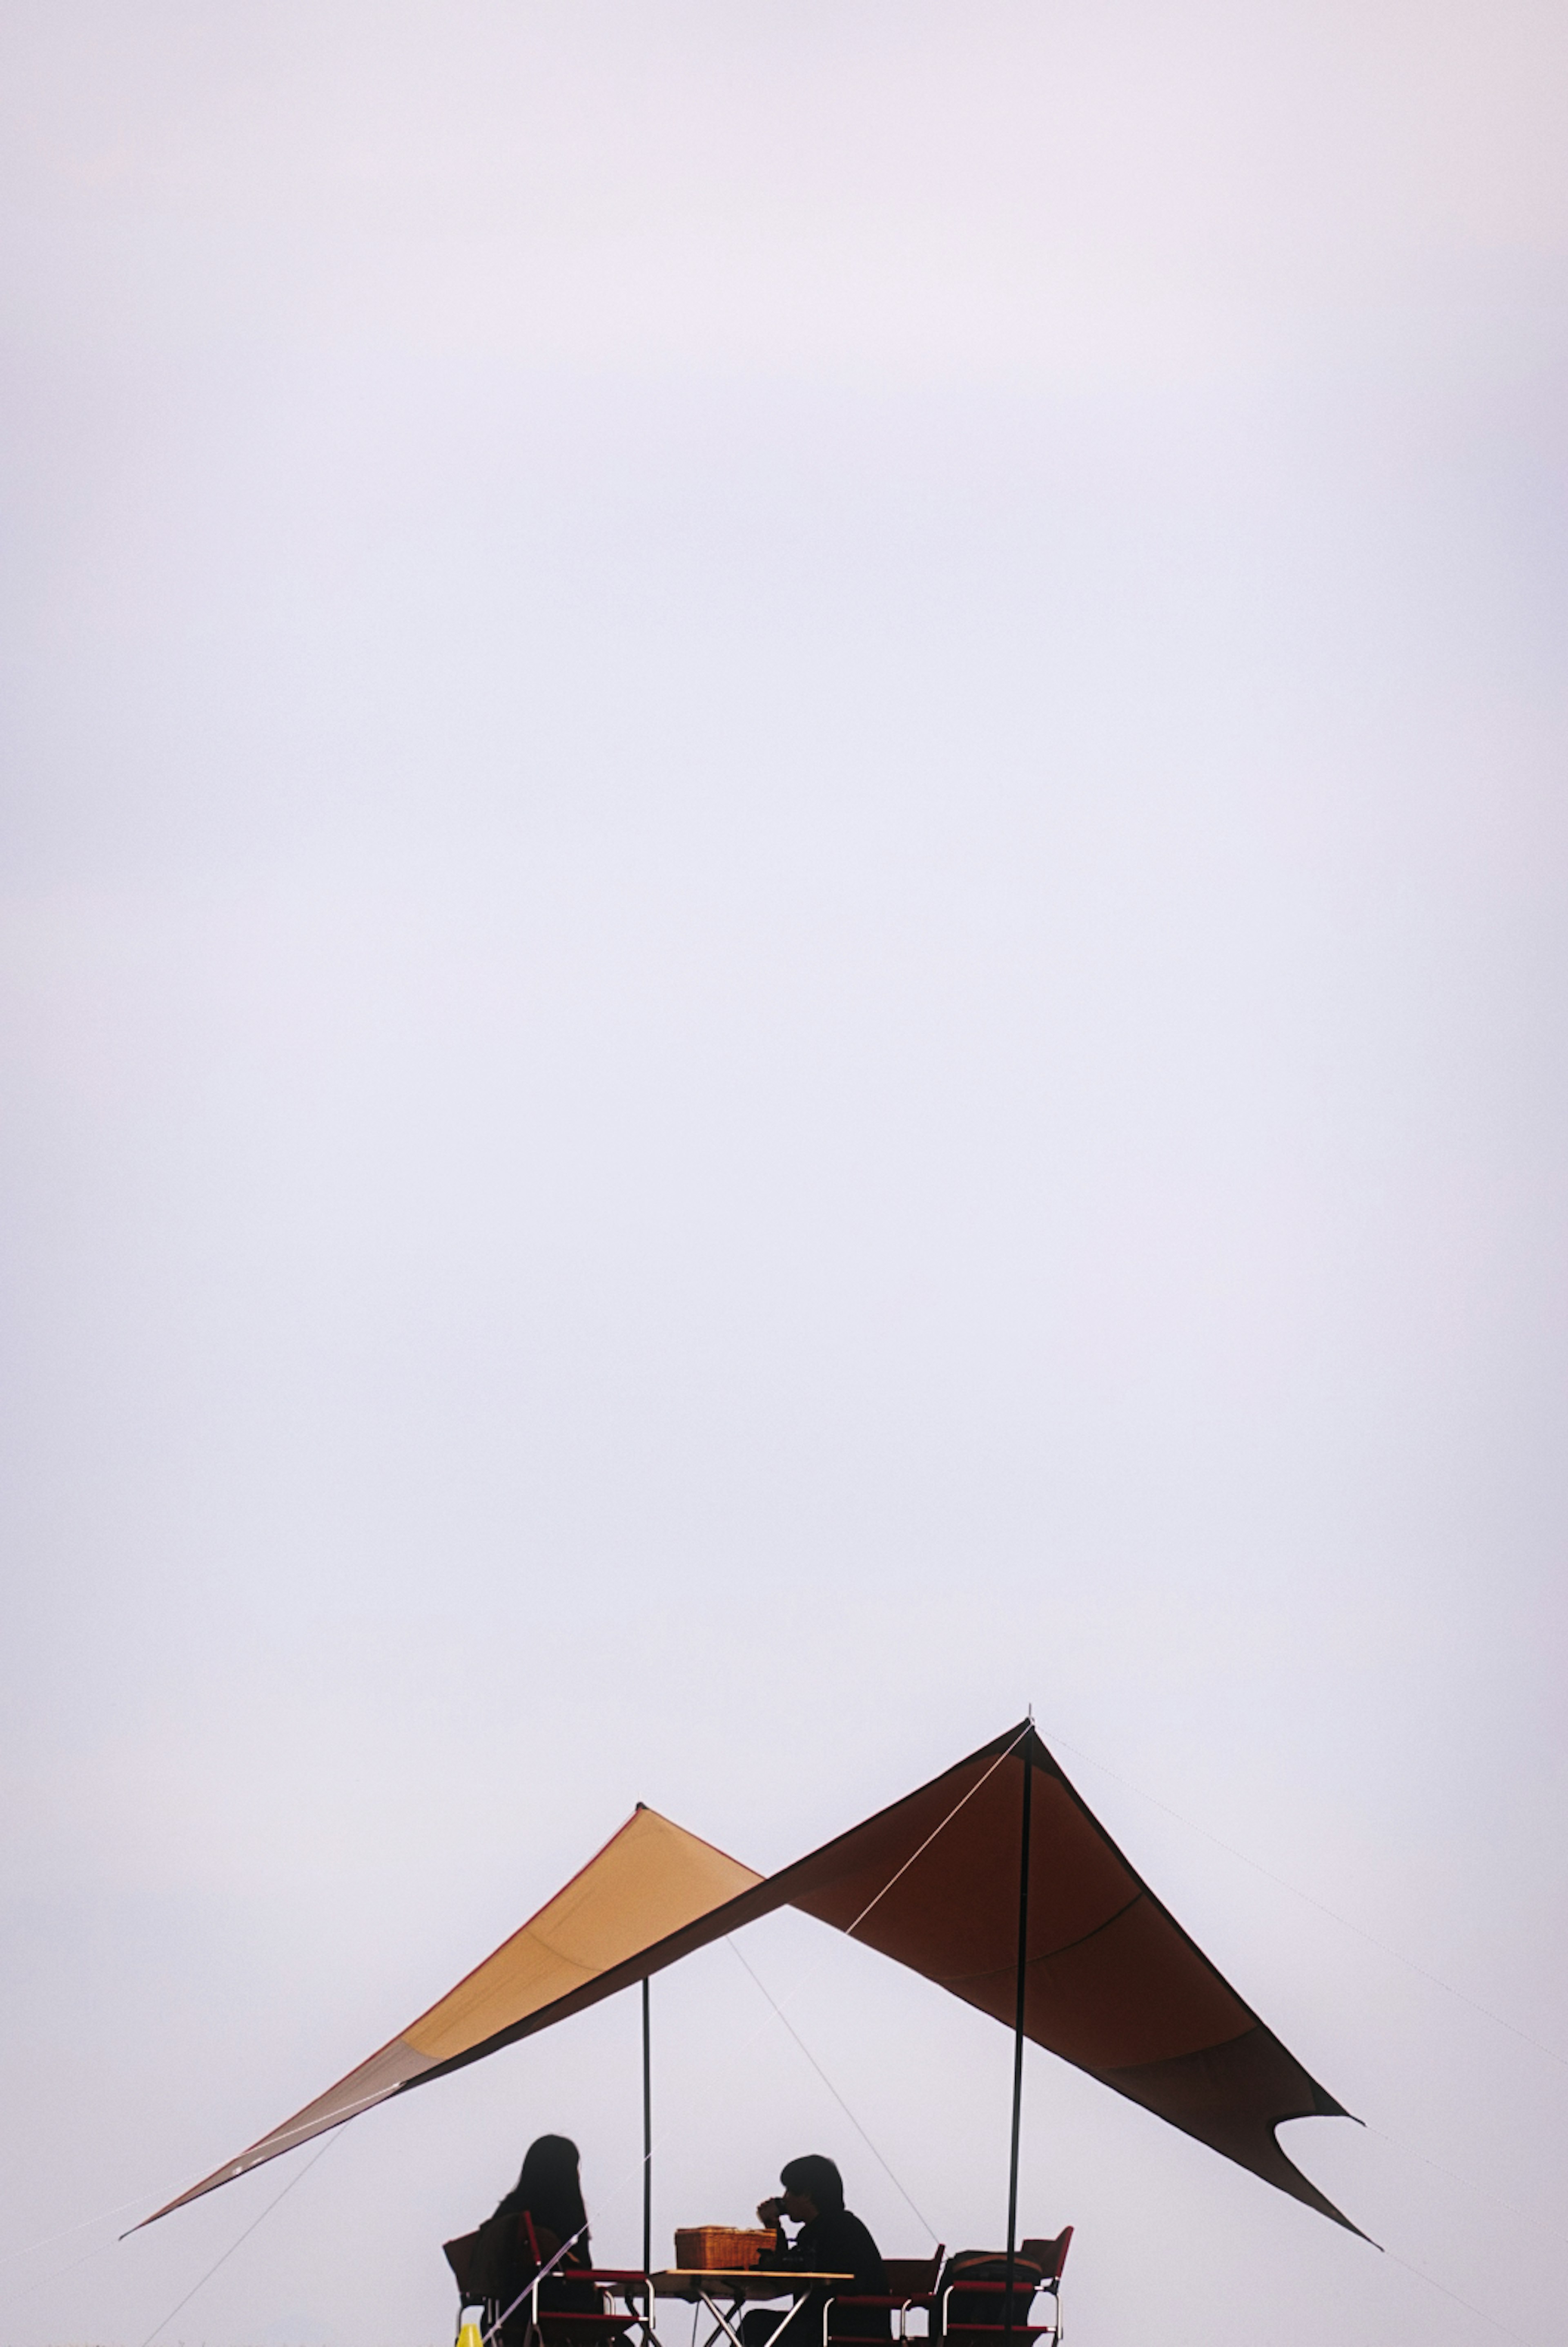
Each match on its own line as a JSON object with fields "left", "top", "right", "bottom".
{"left": 747, "top": 2156, "right": 889, "bottom": 2344}
{"left": 477, "top": 2133, "right": 599, "bottom": 2345}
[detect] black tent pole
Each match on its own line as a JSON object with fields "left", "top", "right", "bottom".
{"left": 641, "top": 1976, "right": 653, "bottom": 2276}
{"left": 1002, "top": 1736, "right": 1033, "bottom": 2347}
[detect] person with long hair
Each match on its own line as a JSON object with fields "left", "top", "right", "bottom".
{"left": 477, "top": 2133, "right": 599, "bottom": 2344}
{"left": 493, "top": 2133, "right": 592, "bottom": 2258}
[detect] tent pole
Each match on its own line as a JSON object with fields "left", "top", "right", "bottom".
{"left": 1002, "top": 1739, "right": 1033, "bottom": 2347}
{"left": 641, "top": 1975, "right": 653, "bottom": 2276}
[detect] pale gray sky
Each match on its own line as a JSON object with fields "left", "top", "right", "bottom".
{"left": 2, "top": 6, "right": 1566, "bottom": 2345}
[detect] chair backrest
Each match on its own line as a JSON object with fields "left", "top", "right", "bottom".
{"left": 1018, "top": 2232, "right": 1071, "bottom": 2284}
{"left": 444, "top": 2231, "right": 481, "bottom": 2300}
{"left": 883, "top": 2251, "right": 944, "bottom": 2296}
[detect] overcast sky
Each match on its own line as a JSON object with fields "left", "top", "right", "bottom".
{"left": 2, "top": 6, "right": 1566, "bottom": 2345}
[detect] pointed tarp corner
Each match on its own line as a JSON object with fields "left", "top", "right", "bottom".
{"left": 136, "top": 1805, "right": 761, "bottom": 2227}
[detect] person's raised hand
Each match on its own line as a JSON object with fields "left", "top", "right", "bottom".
{"left": 757, "top": 2198, "right": 783, "bottom": 2229}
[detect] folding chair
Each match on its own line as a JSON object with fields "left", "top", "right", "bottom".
{"left": 443, "top": 2210, "right": 655, "bottom": 2347}
{"left": 935, "top": 2231, "right": 1072, "bottom": 2347}
{"left": 818, "top": 2249, "right": 947, "bottom": 2345}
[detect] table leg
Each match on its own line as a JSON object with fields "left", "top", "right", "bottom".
{"left": 694, "top": 2291, "right": 748, "bottom": 2347}
{"left": 743, "top": 2294, "right": 817, "bottom": 2347}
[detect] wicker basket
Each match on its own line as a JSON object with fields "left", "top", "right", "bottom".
{"left": 673, "top": 2227, "right": 775, "bottom": 2271}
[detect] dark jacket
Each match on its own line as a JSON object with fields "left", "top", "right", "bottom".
{"left": 762, "top": 2210, "right": 889, "bottom": 2340}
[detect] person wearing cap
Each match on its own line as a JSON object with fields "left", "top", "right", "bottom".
{"left": 745, "top": 2156, "right": 889, "bottom": 2344}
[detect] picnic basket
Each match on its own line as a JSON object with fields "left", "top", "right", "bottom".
{"left": 673, "top": 2228, "right": 775, "bottom": 2271}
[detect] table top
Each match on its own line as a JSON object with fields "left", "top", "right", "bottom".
{"left": 649, "top": 2271, "right": 855, "bottom": 2302}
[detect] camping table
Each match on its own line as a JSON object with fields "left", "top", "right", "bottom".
{"left": 650, "top": 2270, "right": 855, "bottom": 2347}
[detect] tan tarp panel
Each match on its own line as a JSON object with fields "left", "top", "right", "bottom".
{"left": 142, "top": 1805, "right": 761, "bottom": 2224}
{"left": 145, "top": 1724, "right": 1358, "bottom": 2234}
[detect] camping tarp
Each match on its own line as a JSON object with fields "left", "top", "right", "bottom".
{"left": 144, "top": 1723, "right": 1356, "bottom": 2232}
{"left": 143, "top": 1805, "right": 761, "bottom": 2222}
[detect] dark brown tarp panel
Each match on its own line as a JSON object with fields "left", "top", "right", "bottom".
{"left": 143, "top": 1723, "right": 1358, "bottom": 2234}
{"left": 776, "top": 1723, "right": 1360, "bottom": 2232}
